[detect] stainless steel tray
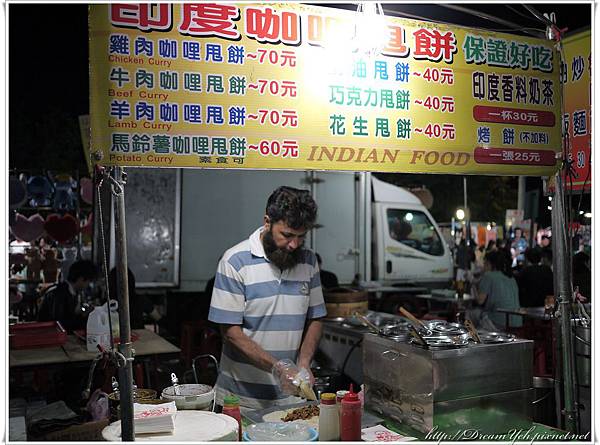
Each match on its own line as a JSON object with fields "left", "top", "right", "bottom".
{"left": 243, "top": 400, "right": 383, "bottom": 429}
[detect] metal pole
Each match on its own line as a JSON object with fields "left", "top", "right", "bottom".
{"left": 310, "top": 171, "right": 317, "bottom": 252}
{"left": 438, "top": 4, "right": 546, "bottom": 38}
{"left": 551, "top": 172, "right": 578, "bottom": 433}
{"left": 463, "top": 177, "right": 470, "bottom": 245}
{"left": 354, "top": 173, "right": 362, "bottom": 281}
{"left": 364, "top": 172, "right": 372, "bottom": 282}
{"left": 112, "top": 167, "right": 136, "bottom": 441}
{"left": 517, "top": 177, "right": 526, "bottom": 212}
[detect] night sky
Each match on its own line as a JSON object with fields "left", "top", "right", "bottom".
{"left": 8, "top": 3, "right": 592, "bottom": 223}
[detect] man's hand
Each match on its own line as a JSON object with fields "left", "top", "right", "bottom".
{"left": 296, "top": 363, "right": 315, "bottom": 386}
{"left": 272, "top": 359, "right": 300, "bottom": 396}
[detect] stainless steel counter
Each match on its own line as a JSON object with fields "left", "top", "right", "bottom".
{"left": 363, "top": 333, "right": 534, "bottom": 434}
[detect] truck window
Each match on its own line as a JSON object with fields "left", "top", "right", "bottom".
{"left": 387, "top": 209, "right": 444, "bottom": 256}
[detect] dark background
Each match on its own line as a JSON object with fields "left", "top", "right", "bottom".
{"left": 8, "top": 3, "right": 592, "bottom": 226}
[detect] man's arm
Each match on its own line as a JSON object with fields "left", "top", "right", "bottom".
{"left": 219, "top": 324, "right": 278, "bottom": 372}
{"left": 474, "top": 277, "right": 489, "bottom": 306}
{"left": 297, "top": 318, "right": 323, "bottom": 370}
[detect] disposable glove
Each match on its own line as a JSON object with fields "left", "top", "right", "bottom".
{"left": 272, "top": 359, "right": 300, "bottom": 396}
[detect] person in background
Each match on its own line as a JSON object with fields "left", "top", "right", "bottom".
{"left": 540, "top": 235, "right": 552, "bottom": 250}
{"left": 497, "top": 239, "right": 515, "bottom": 276}
{"left": 511, "top": 228, "right": 528, "bottom": 268}
{"left": 516, "top": 249, "right": 554, "bottom": 307}
{"left": 468, "top": 250, "right": 522, "bottom": 331}
{"left": 572, "top": 251, "right": 591, "bottom": 302}
{"left": 108, "top": 267, "right": 157, "bottom": 330}
{"left": 485, "top": 240, "right": 497, "bottom": 253}
{"left": 473, "top": 244, "right": 486, "bottom": 276}
{"left": 208, "top": 186, "right": 326, "bottom": 410}
{"left": 38, "top": 260, "right": 97, "bottom": 332}
{"left": 455, "top": 235, "right": 475, "bottom": 293}
{"left": 541, "top": 248, "right": 553, "bottom": 269}
{"left": 316, "top": 253, "right": 339, "bottom": 290}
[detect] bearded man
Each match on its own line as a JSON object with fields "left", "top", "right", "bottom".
{"left": 208, "top": 186, "right": 326, "bottom": 410}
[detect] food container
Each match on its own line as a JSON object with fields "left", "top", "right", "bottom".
{"left": 323, "top": 289, "right": 368, "bottom": 319}
{"left": 9, "top": 321, "right": 67, "bottom": 349}
{"left": 108, "top": 389, "right": 159, "bottom": 420}
{"left": 108, "top": 388, "right": 157, "bottom": 403}
{"left": 242, "top": 422, "right": 318, "bottom": 441}
{"left": 161, "top": 384, "right": 214, "bottom": 410}
{"left": 478, "top": 332, "right": 516, "bottom": 344}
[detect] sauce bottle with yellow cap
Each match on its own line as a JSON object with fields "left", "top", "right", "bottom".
{"left": 318, "top": 392, "right": 339, "bottom": 441}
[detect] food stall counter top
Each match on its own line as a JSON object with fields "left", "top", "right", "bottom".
{"left": 9, "top": 328, "right": 180, "bottom": 368}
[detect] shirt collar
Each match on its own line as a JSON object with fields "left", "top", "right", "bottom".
{"left": 249, "top": 226, "right": 267, "bottom": 259}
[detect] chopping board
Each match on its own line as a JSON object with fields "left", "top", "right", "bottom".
{"left": 244, "top": 400, "right": 383, "bottom": 430}
{"left": 102, "top": 411, "right": 238, "bottom": 441}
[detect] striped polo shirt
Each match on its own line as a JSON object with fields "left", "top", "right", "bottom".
{"left": 208, "top": 227, "right": 327, "bottom": 409}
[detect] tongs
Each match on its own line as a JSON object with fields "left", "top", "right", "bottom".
{"left": 398, "top": 307, "right": 429, "bottom": 348}
{"left": 407, "top": 325, "right": 428, "bottom": 347}
{"left": 398, "top": 306, "right": 426, "bottom": 329}
{"left": 353, "top": 311, "right": 383, "bottom": 335}
{"left": 464, "top": 319, "right": 482, "bottom": 343}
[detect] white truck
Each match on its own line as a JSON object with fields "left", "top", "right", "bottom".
{"left": 169, "top": 170, "right": 453, "bottom": 292}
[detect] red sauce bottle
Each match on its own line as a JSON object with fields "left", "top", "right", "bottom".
{"left": 222, "top": 394, "right": 242, "bottom": 440}
{"left": 340, "top": 391, "right": 362, "bottom": 441}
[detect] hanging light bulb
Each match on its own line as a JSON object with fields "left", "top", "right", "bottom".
{"left": 354, "top": 2, "right": 387, "bottom": 58}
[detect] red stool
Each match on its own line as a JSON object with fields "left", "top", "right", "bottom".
{"left": 180, "top": 321, "right": 222, "bottom": 369}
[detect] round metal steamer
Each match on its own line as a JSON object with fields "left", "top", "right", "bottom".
{"left": 416, "top": 336, "right": 471, "bottom": 349}
{"left": 379, "top": 322, "right": 412, "bottom": 342}
{"left": 412, "top": 320, "right": 472, "bottom": 349}
{"left": 161, "top": 384, "right": 214, "bottom": 410}
{"left": 478, "top": 332, "right": 516, "bottom": 344}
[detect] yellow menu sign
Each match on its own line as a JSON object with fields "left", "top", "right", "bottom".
{"left": 90, "top": 3, "right": 561, "bottom": 175}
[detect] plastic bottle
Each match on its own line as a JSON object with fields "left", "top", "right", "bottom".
{"left": 340, "top": 391, "right": 362, "bottom": 441}
{"left": 336, "top": 390, "right": 349, "bottom": 414}
{"left": 86, "top": 305, "right": 110, "bottom": 352}
{"left": 336, "top": 389, "right": 349, "bottom": 435}
{"left": 222, "top": 394, "right": 242, "bottom": 441}
{"left": 318, "top": 393, "right": 339, "bottom": 441}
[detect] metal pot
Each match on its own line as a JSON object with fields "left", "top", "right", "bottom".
{"left": 532, "top": 376, "right": 557, "bottom": 427}
{"left": 108, "top": 388, "right": 157, "bottom": 403}
{"left": 161, "top": 383, "right": 215, "bottom": 410}
{"left": 478, "top": 332, "right": 516, "bottom": 344}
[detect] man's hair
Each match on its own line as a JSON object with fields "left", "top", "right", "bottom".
{"left": 525, "top": 248, "right": 541, "bottom": 265}
{"left": 265, "top": 186, "right": 317, "bottom": 229}
{"left": 573, "top": 251, "right": 590, "bottom": 272}
{"left": 541, "top": 248, "right": 553, "bottom": 263}
{"left": 484, "top": 250, "right": 510, "bottom": 276}
{"left": 67, "top": 260, "right": 97, "bottom": 282}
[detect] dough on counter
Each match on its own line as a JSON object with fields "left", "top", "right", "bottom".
{"left": 262, "top": 408, "right": 320, "bottom": 429}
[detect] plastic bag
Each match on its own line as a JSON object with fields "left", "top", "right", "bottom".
{"left": 86, "top": 389, "right": 110, "bottom": 421}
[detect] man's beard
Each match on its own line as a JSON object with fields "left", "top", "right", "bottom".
{"left": 262, "top": 229, "right": 304, "bottom": 270}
